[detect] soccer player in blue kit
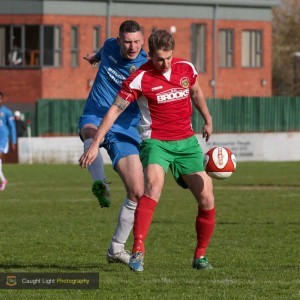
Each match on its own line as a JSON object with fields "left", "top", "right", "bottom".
{"left": 0, "top": 92, "right": 17, "bottom": 191}
{"left": 78, "top": 20, "right": 148, "bottom": 265}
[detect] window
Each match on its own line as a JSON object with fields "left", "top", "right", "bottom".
{"left": 43, "top": 26, "right": 62, "bottom": 67}
{"left": 93, "top": 26, "right": 101, "bottom": 53}
{"left": 219, "top": 29, "right": 233, "bottom": 67}
{"left": 242, "top": 30, "right": 263, "bottom": 67}
{"left": 0, "top": 25, "right": 61, "bottom": 68}
{"left": 26, "top": 26, "right": 40, "bottom": 66}
{"left": 71, "top": 26, "right": 79, "bottom": 67}
{"left": 191, "top": 24, "right": 206, "bottom": 73}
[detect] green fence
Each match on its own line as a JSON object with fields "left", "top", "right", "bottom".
{"left": 35, "top": 97, "right": 300, "bottom": 136}
{"left": 192, "top": 96, "right": 300, "bottom": 133}
{"left": 36, "top": 99, "right": 85, "bottom": 136}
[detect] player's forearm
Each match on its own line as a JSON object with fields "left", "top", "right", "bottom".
{"left": 9, "top": 122, "right": 17, "bottom": 144}
{"left": 191, "top": 85, "right": 212, "bottom": 126}
{"left": 192, "top": 97, "right": 211, "bottom": 125}
{"left": 200, "top": 106, "right": 212, "bottom": 126}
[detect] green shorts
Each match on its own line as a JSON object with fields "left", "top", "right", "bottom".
{"left": 139, "top": 135, "right": 204, "bottom": 189}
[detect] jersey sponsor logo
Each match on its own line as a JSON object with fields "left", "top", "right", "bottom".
{"left": 107, "top": 67, "right": 126, "bottom": 86}
{"left": 151, "top": 86, "right": 163, "bottom": 91}
{"left": 157, "top": 88, "right": 189, "bottom": 103}
{"left": 108, "top": 55, "right": 117, "bottom": 64}
{"left": 180, "top": 77, "right": 189, "bottom": 88}
{"left": 130, "top": 66, "right": 137, "bottom": 74}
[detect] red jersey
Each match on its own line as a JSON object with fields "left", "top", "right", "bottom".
{"left": 118, "top": 58, "right": 198, "bottom": 141}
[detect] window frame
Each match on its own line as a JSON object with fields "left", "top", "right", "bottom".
{"left": 191, "top": 23, "right": 206, "bottom": 73}
{"left": 93, "top": 26, "right": 101, "bottom": 53}
{"left": 242, "top": 29, "right": 263, "bottom": 68}
{"left": 219, "top": 29, "right": 234, "bottom": 68}
{"left": 0, "top": 24, "right": 62, "bottom": 69}
{"left": 71, "top": 26, "right": 79, "bottom": 67}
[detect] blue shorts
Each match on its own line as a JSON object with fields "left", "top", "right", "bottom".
{"left": 0, "top": 137, "right": 9, "bottom": 154}
{"left": 78, "top": 114, "right": 141, "bottom": 168}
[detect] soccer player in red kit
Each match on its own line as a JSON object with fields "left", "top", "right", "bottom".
{"left": 80, "top": 29, "right": 215, "bottom": 272}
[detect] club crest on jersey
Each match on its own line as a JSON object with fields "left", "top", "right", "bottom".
{"left": 130, "top": 66, "right": 137, "bottom": 74}
{"left": 180, "top": 77, "right": 189, "bottom": 88}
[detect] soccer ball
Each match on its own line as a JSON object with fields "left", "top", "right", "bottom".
{"left": 203, "top": 147, "right": 236, "bottom": 180}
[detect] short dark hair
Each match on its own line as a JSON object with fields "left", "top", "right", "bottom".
{"left": 148, "top": 29, "right": 175, "bottom": 55}
{"left": 119, "top": 20, "right": 142, "bottom": 36}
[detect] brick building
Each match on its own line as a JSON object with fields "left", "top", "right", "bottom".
{"left": 0, "top": 0, "right": 278, "bottom": 114}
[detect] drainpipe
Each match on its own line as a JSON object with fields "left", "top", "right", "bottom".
{"left": 212, "top": 4, "right": 218, "bottom": 98}
{"left": 107, "top": 0, "right": 112, "bottom": 39}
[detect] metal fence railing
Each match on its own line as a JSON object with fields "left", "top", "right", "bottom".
{"left": 192, "top": 96, "right": 300, "bottom": 133}
{"left": 33, "top": 97, "right": 300, "bottom": 136}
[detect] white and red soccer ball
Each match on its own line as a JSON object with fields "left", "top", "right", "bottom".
{"left": 204, "top": 147, "right": 237, "bottom": 179}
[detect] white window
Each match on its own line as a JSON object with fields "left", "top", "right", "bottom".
{"left": 242, "top": 30, "right": 263, "bottom": 67}
{"left": 219, "top": 29, "right": 233, "bottom": 67}
{"left": 71, "top": 26, "right": 79, "bottom": 67}
{"left": 93, "top": 26, "right": 101, "bottom": 53}
{"left": 191, "top": 24, "right": 206, "bottom": 73}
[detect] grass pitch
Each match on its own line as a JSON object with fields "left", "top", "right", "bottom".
{"left": 0, "top": 162, "right": 299, "bottom": 299}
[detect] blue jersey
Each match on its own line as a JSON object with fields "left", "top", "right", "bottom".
{"left": 83, "top": 38, "right": 148, "bottom": 127}
{"left": 0, "top": 105, "right": 17, "bottom": 148}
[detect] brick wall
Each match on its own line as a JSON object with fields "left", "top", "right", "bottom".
{"left": 0, "top": 14, "right": 272, "bottom": 104}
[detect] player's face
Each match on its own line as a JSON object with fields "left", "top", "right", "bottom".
{"left": 149, "top": 49, "right": 173, "bottom": 74}
{"left": 118, "top": 31, "right": 144, "bottom": 60}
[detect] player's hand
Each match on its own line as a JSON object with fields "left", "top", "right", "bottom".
{"left": 79, "top": 143, "right": 99, "bottom": 168}
{"left": 83, "top": 53, "right": 99, "bottom": 65}
{"left": 203, "top": 123, "right": 212, "bottom": 142}
{"left": 11, "top": 144, "right": 16, "bottom": 152}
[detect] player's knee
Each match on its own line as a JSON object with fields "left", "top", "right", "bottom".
{"left": 128, "top": 187, "right": 144, "bottom": 202}
{"left": 81, "top": 126, "right": 97, "bottom": 140}
{"left": 197, "top": 192, "right": 214, "bottom": 210}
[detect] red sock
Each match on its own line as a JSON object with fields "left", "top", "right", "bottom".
{"left": 132, "top": 195, "right": 158, "bottom": 254}
{"left": 194, "top": 207, "right": 216, "bottom": 259}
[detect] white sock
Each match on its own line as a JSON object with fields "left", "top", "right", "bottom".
{"left": 109, "top": 198, "right": 137, "bottom": 253}
{"left": 84, "top": 139, "right": 109, "bottom": 191}
{"left": 0, "top": 159, "right": 6, "bottom": 182}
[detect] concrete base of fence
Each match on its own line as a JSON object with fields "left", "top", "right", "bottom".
{"left": 17, "top": 132, "right": 300, "bottom": 164}
{"left": 18, "top": 136, "right": 111, "bottom": 164}
{"left": 200, "top": 132, "right": 300, "bottom": 162}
